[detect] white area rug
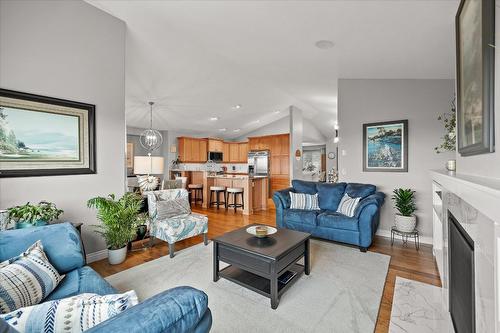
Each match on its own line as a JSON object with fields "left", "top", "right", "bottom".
{"left": 106, "top": 240, "right": 390, "bottom": 333}
{"left": 389, "top": 277, "right": 453, "bottom": 333}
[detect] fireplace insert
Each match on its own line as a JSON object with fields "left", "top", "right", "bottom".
{"left": 448, "top": 212, "right": 475, "bottom": 333}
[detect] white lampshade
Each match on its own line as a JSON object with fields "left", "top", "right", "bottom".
{"left": 134, "top": 156, "right": 164, "bottom": 175}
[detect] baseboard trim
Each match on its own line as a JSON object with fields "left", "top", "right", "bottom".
{"left": 376, "top": 229, "right": 433, "bottom": 245}
{"left": 86, "top": 249, "right": 108, "bottom": 263}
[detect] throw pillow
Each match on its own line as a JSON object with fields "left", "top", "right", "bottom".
{"left": 0, "top": 241, "right": 64, "bottom": 314}
{"left": 336, "top": 193, "right": 361, "bottom": 217}
{"left": 1, "top": 291, "right": 138, "bottom": 333}
{"left": 156, "top": 197, "right": 191, "bottom": 219}
{"left": 289, "top": 192, "right": 320, "bottom": 210}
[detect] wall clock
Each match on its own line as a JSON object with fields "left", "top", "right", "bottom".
{"left": 328, "top": 152, "right": 336, "bottom": 159}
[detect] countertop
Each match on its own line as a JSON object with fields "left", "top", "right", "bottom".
{"left": 206, "top": 174, "right": 268, "bottom": 180}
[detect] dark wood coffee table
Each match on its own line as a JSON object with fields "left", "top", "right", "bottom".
{"left": 213, "top": 224, "right": 311, "bottom": 309}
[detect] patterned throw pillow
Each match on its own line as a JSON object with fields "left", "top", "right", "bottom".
{"left": 156, "top": 197, "right": 192, "bottom": 219}
{"left": 289, "top": 192, "right": 320, "bottom": 210}
{"left": 1, "top": 291, "right": 138, "bottom": 333}
{"left": 0, "top": 241, "right": 64, "bottom": 314}
{"left": 336, "top": 193, "right": 361, "bottom": 217}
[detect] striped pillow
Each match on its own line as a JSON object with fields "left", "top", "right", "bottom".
{"left": 0, "top": 241, "right": 64, "bottom": 314}
{"left": 289, "top": 192, "right": 320, "bottom": 210}
{"left": 1, "top": 291, "right": 138, "bottom": 333}
{"left": 336, "top": 193, "right": 361, "bottom": 217}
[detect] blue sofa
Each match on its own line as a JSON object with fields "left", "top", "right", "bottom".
{"left": 0, "top": 223, "right": 212, "bottom": 333}
{"left": 273, "top": 180, "right": 385, "bottom": 251}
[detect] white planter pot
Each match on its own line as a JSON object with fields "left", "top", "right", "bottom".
{"left": 108, "top": 246, "right": 127, "bottom": 265}
{"left": 395, "top": 214, "right": 417, "bottom": 232}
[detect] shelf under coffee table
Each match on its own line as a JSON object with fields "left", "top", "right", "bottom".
{"left": 213, "top": 224, "right": 311, "bottom": 309}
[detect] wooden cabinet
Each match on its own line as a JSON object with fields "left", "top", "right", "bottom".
{"left": 238, "top": 143, "right": 248, "bottom": 162}
{"left": 248, "top": 138, "right": 259, "bottom": 150}
{"left": 229, "top": 143, "right": 239, "bottom": 162}
{"left": 223, "top": 143, "right": 230, "bottom": 162}
{"left": 199, "top": 139, "right": 207, "bottom": 161}
{"left": 208, "top": 139, "right": 223, "bottom": 152}
{"left": 177, "top": 137, "right": 207, "bottom": 163}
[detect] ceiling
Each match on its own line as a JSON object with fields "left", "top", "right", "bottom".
{"left": 88, "top": 0, "right": 458, "bottom": 139}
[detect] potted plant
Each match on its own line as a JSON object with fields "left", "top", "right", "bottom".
{"left": 87, "top": 192, "right": 144, "bottom": 265}
{"left": 392, "top": 188, "right": 417, "bottom": 232}
{"left": 434, "top": 97, "right": 457, "bottom": 171}
{"left": 7, "top": 201, "right": 64, "bottom": 229}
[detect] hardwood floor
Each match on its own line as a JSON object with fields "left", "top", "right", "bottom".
{"left": 90, "top": 205, "right": 441, "bottom": 333}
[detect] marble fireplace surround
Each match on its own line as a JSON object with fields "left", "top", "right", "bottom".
{"left": 431, "top": 170, "right": 500, "bottom": 333}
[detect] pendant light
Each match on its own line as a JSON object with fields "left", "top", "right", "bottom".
{"left": 140, "top": 101, "right": 163, "bottom": 152}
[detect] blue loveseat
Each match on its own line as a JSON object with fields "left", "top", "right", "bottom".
{"left": 273, "top": 180, "right": 385, "bottom": 251}
{"left": 0, "top": 223, "right": 212, "bottom": 333}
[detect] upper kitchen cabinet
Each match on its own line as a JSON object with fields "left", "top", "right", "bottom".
{"left": 238, "top": 143, "right": 248, "bottom": 162}
{"left": 178, "top": 137, "right": 208, "bottom": 163}
{"left": 208, "top": 138, "right": 224, "bottom": 152}
{"left": 223, "top": 143, "right": 230, "bottom": 162}
{"left": 248, "top": 137, "right": 260, "bottom": 150}
{"left": 229, "top": 143, "right": 240, "bottom": 162}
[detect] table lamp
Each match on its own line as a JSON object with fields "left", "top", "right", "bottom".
{"left": 134, "top": 155, "right": 164, "bottom": 192}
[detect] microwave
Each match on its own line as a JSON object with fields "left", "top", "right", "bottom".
{"left": 208, "top": 151, "right": 223, "bottom": 162}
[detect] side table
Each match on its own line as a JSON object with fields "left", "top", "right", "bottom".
{"left": 390, "top": 226, "right": 419, "bottom": 250}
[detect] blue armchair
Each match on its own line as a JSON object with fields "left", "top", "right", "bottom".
{"left": 0, "top": 223, "right": 212, "bottom": 333}
{"left": 273, "top": 180, "right": 385, "bottom": 251}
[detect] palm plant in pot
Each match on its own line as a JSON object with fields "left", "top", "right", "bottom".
{"left": 392, "top": 188, "right": 417, "bottom": 232}
{"left": 87, "top": 192, "right": 145, "bottom": 265}
{"left": 7, "top": 201, "right": 63, "bottom": 229}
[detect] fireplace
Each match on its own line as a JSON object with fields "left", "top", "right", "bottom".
{"left": 448, "top": 212, "right": 475, "bottom": 333}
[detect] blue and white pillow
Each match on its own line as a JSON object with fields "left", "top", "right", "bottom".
{"left": 1, "top": 291, "right": 138, "bottom": 333}
{"left": 336, "top": 193, "right": 361, "bottom": 217}
{"left": 0, "top": 241, "right": 64, "bottom": 314}
{"left": 289, "top": 192, "right": 320, "bottom": 210}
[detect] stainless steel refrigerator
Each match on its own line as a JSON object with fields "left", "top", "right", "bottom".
{"left": 247, "top": 150, "right": 270, "bottom": 176}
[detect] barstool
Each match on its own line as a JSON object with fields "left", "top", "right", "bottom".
{"left": 188, "top": 184, "right": 203, "bottom": 205}
{"left": 226, "top": 187, "right": 244, "bottom": 212}
{"left": 209, "top": 186, "right": 226, "bottom": 209}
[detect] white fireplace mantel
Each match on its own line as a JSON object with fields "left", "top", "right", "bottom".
{"left": 430, "top": 170, "right": 500, "bottom": 224}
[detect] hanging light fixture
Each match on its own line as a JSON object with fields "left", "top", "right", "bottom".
{"left": 140, "top": 101, "right": 163, "bottom": 152}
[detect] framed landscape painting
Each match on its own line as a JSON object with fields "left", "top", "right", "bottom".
{"left": 456, "top": 0, "right": 495, "bottom": 156}
{"left": 0, "top": 89, "right": 96, "bottom": 177}
{"left": 363, "top": 120, "right": 408, "bottom": 172}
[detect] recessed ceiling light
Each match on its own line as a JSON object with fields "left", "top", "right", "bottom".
{"left": 315, "top": 40, "right": 335, "bottom": 50}
{"left": 253, "top": 119, "right": 261, "bottom": 124}
{"left": 274, "top": 110, "right": 281, "bottom": 114}
{"left": 233, "top": 128, "right": 241, "bottom": 132}
{"left": 219, "top": 128, "right": 227, "bottom": 132}
{"left": 210, "top": 116, "right": 219, "bottom": 121}
{"left": 233, "top": 104, "right": 242, "bottom": 110}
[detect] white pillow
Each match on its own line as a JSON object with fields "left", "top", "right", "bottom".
{"left": 289, "top": 192, "right": 320, "bottom": 210}
{"left": 336, "top": 193, "right": 361, "bottom": 217}
{"left": 1, "top": 291, "right": 138, "bottom": 333}
{"left": 0, "top": 241, "right": 64, "bottom": 314}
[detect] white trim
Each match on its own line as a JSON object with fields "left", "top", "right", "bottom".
{"left": 430, "top": 170, "right": 500, "bottom": 223}
{"left": 376, "top": 228, "right": 433, "bottom": 245}
{"left": 86, "top": 249, "right": 108, "bottom": 263}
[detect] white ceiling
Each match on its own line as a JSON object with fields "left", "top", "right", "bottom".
{"left": 88, "top": 0, "right": 458, "bottom": 139}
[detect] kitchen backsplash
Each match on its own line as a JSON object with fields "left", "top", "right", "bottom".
{"left": 174, "top": 163, "right": 248, "bottom": 173}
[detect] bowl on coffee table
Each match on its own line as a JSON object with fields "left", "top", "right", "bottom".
{"left": 246, "top": 225, "right": 277, "bottom": 238}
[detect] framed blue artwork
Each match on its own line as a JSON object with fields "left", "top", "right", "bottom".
{"left": 363, "top": 120, "right": 408, "bottom": 172}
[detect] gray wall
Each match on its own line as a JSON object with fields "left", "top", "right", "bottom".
{"left": 337, "top": 79, "right": 455, "bottom": 239}
{"left": 455, "top": 5, "right": 500, "bottom": 179}
{"left": 0, "top": 0, "right": 126, "bottom": 256}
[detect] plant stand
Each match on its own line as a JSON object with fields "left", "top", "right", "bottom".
{"left": 391, "top": 226, "right": 419, "bottom": 250}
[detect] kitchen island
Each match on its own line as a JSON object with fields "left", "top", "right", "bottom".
{"left": 203, "top": 174, "right": 268, "bottom": 215}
